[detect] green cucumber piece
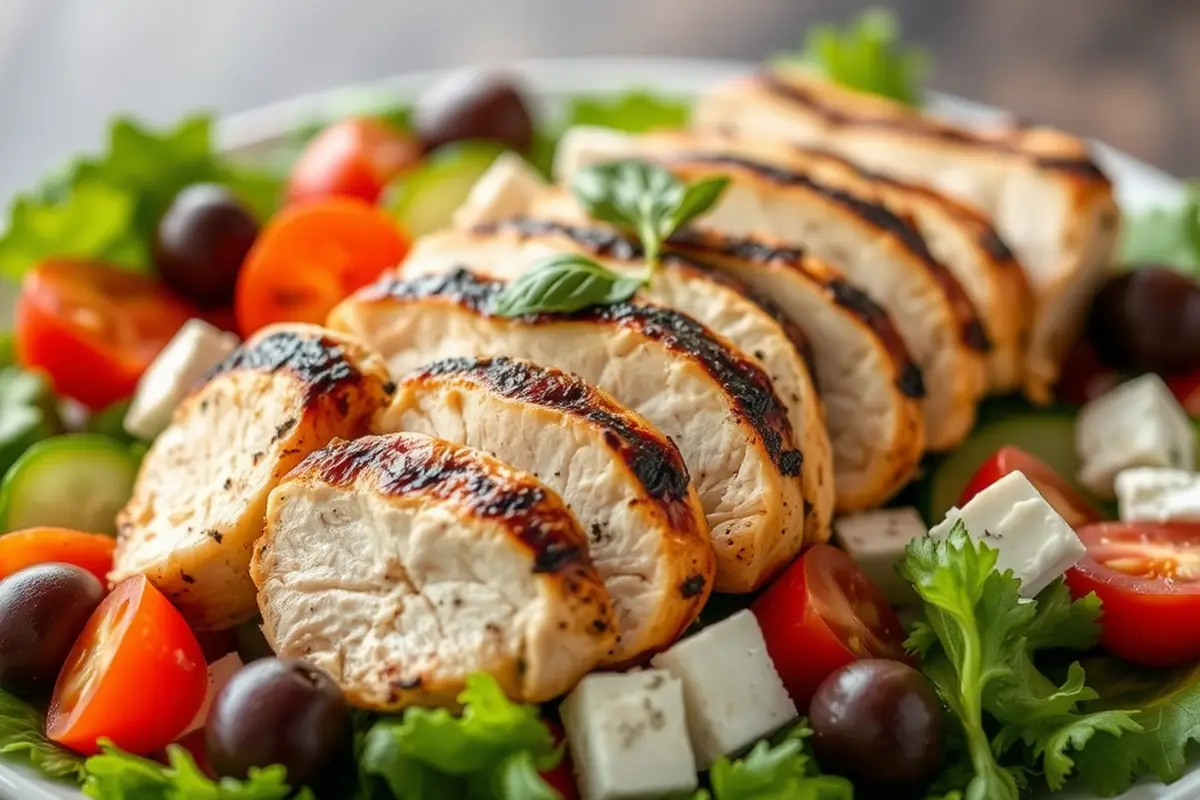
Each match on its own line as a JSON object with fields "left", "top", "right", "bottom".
{"left": 385, "top": 141, "right": 507, "bottom": 237}
{"left": 0, "top": 434, "right": 139, "bottom": 535}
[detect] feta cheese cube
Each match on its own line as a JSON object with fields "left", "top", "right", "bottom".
{"left": 930, "top": 471, "right": 1086, "bottom": 597}
{"left": 560, "top": 670, "right": 697, "bottom": 800}
{"left": 832, "top": 508, "right": 927, "bottom": 604}
{"left": 180, "top": 651, "right": 244, "bottom": 736}
{"left": 650, "top": 610, "right": 796, "bottom": 768}
{"left": 1075, "top": 374, "right": 1195, "bottom": 499}
{"left": 451, "top": 151, "right": 548, "bottom": 229}
{"left": 1115, "top": 467, "right": 1200, "bottom": 522}
{"left": 123, "top": 319, "right": 239, "bottom": 441}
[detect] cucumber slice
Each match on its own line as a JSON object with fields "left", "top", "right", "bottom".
{"left": 0, "top": 434, "right": 140, "bottom": 535}
{"left": 386, "top": 141, "right": 507, "bottom": 237}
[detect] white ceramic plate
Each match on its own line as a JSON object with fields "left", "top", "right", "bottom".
{"left": 0, "top": 58, "right": 1192, "bottom": 800}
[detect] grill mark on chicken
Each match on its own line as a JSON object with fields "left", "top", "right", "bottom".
{"left": 369, "top": 269, "right": 804, "bottom": 478}
{"left": 412, "top": 356, "right": 696, "bottom": 510}
{"left": 759, "top": 72, "right": 1111, "bottom": 185}
{"left": 206, "top": 329, "right": 362, "bottom": 400}
{"left": 471, "top": 217, "right": 819, "bottom": 380}
{"left": 670, "top": 229, "right": 926, "bottom": 400}
{"left": 300, "top": 434, "right": 589, "bottom": 577}
{"left": 666, "top": 153, "right": 991, "bottom": 353}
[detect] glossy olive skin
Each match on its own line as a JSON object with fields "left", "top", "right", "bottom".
{"left": 153, "top": 183, "right": 259, "bottom": 307}
{"left": 809, "top": 659, "right": 944, "bottom": 795}
{"left": 414, "top": 69, "right": 534, "bottom": 154}
{"left": 1088, "top": 267, "right": 1200, "bottom": 373}
{"left": 206, "top": 657, "right": 349, "bottom": 787}
{"left": 0, "top": 564, "right": 104, "bottom": 696}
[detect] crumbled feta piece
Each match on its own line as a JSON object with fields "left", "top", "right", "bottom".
{"left": 180, "top": 651, "right": 244, "bottom": 736}
{"left": 1116, "top": 467, "right": 1200, "bottom": 522}
{"left": 832, "top": 507, "right": 927, "bottom": 604}
{"left": 649, "top": 610, "right": 796, "bottom": 768}
{"left": 124, "top": 319, "right": 239, "bottom": 440}
{"left": 930, "top": 471, "right": 1086, "bottom": 597}
{"left": 451, "top": 151, "right": 547, "bottom": 229}
{"left": 1075, "top": 374, "right": 1195, "bottom": 499}
{"left": 552, "top": 126, "right": 640, "bottom": 182}
{"left": 559, "top": 670, "right": 697, "bottom": 800}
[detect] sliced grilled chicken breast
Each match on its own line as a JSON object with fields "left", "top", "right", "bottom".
{"left": 252, "top": 432, "right": 616, "bottom": 709}
{"left": 554, "top": 128, "right": 989, "bottom": 450}
{"left": 113, "top": 323, "right": 393, "bottom": 630}
{"left": 375, "top": 356, "right": 715, "bottom": 665}
{"left": 328, "top": 269, "right": 806, "bottom": 593}
{"left": 402, "top": 221, "right": 833, "bottom": 544}
{"left": 693, "top": 68, "right": 1120, "bottom": 401}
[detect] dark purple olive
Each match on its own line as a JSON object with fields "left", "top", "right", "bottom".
{"left": 153, "top": 183, "right": 259, "bottom": 307}
{"left": 414, "top": 69, "right": 534, "bottom": 154}
{"left": 206, "top": 657, "right": 348, "bottom": 787}
{"left": 809, "top": 659, "right": 944, "bottom": 795}
{"left": 1088, "top": 266, "right": 1200, "bottom": 373}
{"left": 0, "top": 564, "right": 104, "bottom": 696}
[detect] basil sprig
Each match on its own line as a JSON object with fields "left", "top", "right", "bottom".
{"left": 493, "top": 159, "right": 729, "bottom": 316}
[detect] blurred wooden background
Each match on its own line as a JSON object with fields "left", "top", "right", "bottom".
{"left": 0, "top": 0, "right": 1194, "bottom": 197}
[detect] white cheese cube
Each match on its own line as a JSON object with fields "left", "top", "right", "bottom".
{"left": 1075, "top": 374, "right": 1195, "bottom": 499}
{"left": 560, "top": 670, "right": 697, "bottom": 800}
{"left": 832, "top": 508, "right": 927, "bottom": 604}
{"left": 123, "top": 319, "right": 239, "bottom": 441}
{"left": 1115, "top": 467, "right": 1200, "bottom": 522}
{"left": 930, "top": 471, "right": 1086, "bottom": 597}
{"left": 180, "top": 652, "right": 243, "bottom": 736}
{"left": 451, "top": 151, "right": 548, "bottom": 229}
{"left": 552, "top": 126, "right": 640, "bottom": 182}
{"left": 649, "top": 610, "right": 796, "bottom": 769}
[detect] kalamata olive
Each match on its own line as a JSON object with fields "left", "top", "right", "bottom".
{"left": 1088, "top": 266, "right": 1200, "bottom": 373}
{"left": 414, "top": 69, "right": 534, "bottom": 154}
{"left": 809, "top": 659, "right": 944, "bottom": 795}
{"left": 205, "top": 657, "right": 348, "bottom": 787}
{"left": 153, "top": 183, "right": 259, "bottom": 307}
{"left": 0, "top": 564, "right": 104, "bottom": 696}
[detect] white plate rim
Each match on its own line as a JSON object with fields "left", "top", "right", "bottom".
{"left": 0, "top": 56, "right": 1192, "bottom": 800}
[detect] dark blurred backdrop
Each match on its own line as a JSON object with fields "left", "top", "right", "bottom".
{"left": 0, "top": 0, "right": 1193, "bottom": 196}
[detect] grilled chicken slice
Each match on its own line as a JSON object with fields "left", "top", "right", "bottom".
{"left": 113, "top": 324, "right": 393, "bottom": 630}
{"left": 375, "top": 356, "right": 715, "bottom": 665}
{"left": 554, "top": 128, "right": 989, "bottom": 451}
{"left": 252, "top": 432, "right": 616, "bottom": 709}
{"left": 402, "top": 221, "right": 833, "bottom": 544}
{"left": 328, "top": 270, "right": 806, "bottom": 593}
{"left": 693, "top": 68, "right": 1120, "bottom": 401}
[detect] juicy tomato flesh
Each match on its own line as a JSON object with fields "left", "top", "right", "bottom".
{"left": 0, "top": 528, "right": 115, "bottom": 584}
{"left": 286, "top": 118, "right": 420, "bottom": 206}
{"left": 1066, "top": 523, "right": 1200, "bottom": 667}
{"left": 47, "top": 575, "right": 207, "bottom": 755}
{"left": 751, "top": 544, "right": 909, "bottom": 709}
{"left": 15, "top": 260, "right": 194, "bottom": 410}
{"left": 960, "top": 446, "right": 1102, "bottom": 529}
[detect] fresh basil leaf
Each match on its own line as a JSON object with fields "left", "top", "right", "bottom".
{"left": 492, "top": 254, "right": 643, "bottom": 317}
{"left": 0, "top": 687, "right": 84, "bottom": 782}
{"left": 563, "top": 91, "right": 690, "bottom": 133}
{"left": 669, "top": 176, "right": 730, "bottom": 233}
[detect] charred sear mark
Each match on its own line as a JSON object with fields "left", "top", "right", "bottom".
{"left": 302, "top": 434, "right": 589, "bottom": 573}
{"left": 207, "top": 330, "right": 362, "bottom": 399}
{"left": 416, "top": 355, "right": 694, "bottom": 504}
{"left": 1034, "top": 156, "right": 1111, "bottom": 183}
{"left": 271, "top": 418, "right": 298, "bottom": 443}
{"left": 203, "top": 528, "right": 224, "bottom": 544}
{"left": 679, "top": 574, "right": 707, "bottom": 598}
{"left": 897, "top": 362, "right": 927, "bottom": 399}
{"left": 378, "top": 270, "right": 802, "bottom": 477}
{"left": 979, "top": 228, "right": 1017, "bottom": 264}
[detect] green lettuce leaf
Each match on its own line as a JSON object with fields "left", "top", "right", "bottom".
{"left": 0, "top": 687, "right": 84, "bottom": 782}
{"left": 0, "top": 367, "right": 63, "bottom": 478}
{"left": 695, "top": 720, "right": 852, "bottom": 800}
{"left": 359, "top": 673, "right": 562, "bottom": 799}
{"left": 1120, "top": 181, "right": 1200, "bottom": 273}
{"left": 0, "top": 333, "right": 12, "bottom": 367}
{"left": 563, "top": 91, "right": 690, "bottom": 133}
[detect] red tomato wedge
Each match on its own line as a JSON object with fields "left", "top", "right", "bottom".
{"left": 15, "top": 260, "right": 195, "bottom": 410}
{"left": 47, "top": 575, "right": 207, "bottom": 755}
{"left": 1066, "top": 522, "right": 1200, "bottom": 667}
{"left": 0, "top": 528, "right": 115, "bottom": 584}
{"left": 960, "top": 446, "right": 1104, "bottom": 529}
{"left": 234, "top": 198, "right": 409, "bottom": 336}
{"left": 286, "top": 118, "right": 420, "bottom": 205}
{"left": 540, "top": 720, "right": 579, "bottom": 799}
{"left": 751, "top": 544, "right": 910, "bottom": 709}
{"left": 1166, "top": 368, "right": 1200, "bottom": 416}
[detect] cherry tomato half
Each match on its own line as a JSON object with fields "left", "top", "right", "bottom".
{"left": 15, "top": 260, "right": 195, "bottom": 410}
{"left": 1166, "top": 368, "right": 1200, "bottom": 417}
{"left": 0, "top": 528, "right": 115, "bottom": 585}
{"left": 541, "top": 720, "right": 579, "bottom": 800}
{"left": 286, "top": 118, "right": 420, "bottom": 206}
{"left": 234, "top": 197, "right": 409, "bottom": 336}
{"left": 47, "top": 575, "right": 207, "bottom": 755}
{"left": 751, "top": 544, "right": 910, "bottom": 709}
{"left": 1066, "top": 522, "right": 1200, "bottom": 667}
{"left": 960, "top": 446, "right": 1103, "bottom": 529}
